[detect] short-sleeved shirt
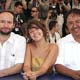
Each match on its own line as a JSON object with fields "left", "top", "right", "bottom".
{"left": 0, "top": 32, "right": 26, "bottom": 70}
{"left": 55, "top": 34, "right": 80, "bottom": 70}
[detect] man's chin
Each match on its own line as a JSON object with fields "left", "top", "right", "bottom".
{"left": 0, "top": 31, "right": 11, "bottom": 35}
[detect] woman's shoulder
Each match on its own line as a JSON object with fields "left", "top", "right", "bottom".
{"left": 26, "top": 43, "right": 32, "bottom": 48}
{"left": 48, "top": 43, "right": 58, "bottom": 49}
{"left": 27, "top": 43, "right": 35, "bottom": 49}
{"left": 47, "top": 43, "right": 58, "bottom": 55}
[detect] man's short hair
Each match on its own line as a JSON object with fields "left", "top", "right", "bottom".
{"left": 66, "top": 8, "right": 80, "bottom": 20}
{"left": 14, "top": 1, "right": 23, "bottom": 7}
{"left": 49, "top": 20, "right": 57, "bottom": 30}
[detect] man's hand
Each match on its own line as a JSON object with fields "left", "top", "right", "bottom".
{"left": 72, "top": 71, "right": 80, "bottom": 80}
{"left": 0, "top": 70, "right": 7, "bottom": 77}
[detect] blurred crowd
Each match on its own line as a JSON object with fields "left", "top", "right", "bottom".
{"left": 0, "top": 0, "right": 80, "bottom": 42}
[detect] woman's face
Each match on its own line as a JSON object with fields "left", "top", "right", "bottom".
{"left": 28, "top": 26, "right": 44, "bottom": 41}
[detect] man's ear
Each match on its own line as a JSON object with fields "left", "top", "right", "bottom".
{"left": 13, "top": 23, "right": 15, "bottom": 29}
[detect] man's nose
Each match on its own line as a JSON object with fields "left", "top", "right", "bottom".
{"left": 3, "top": 22, "right": 9, "bottom": 27}
{"left": 72, "top": 22, "right": 78, "bottom": 28}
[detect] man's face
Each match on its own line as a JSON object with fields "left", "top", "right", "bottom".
{"left": 14, "top": 5, "right": 23, "bottom": 14}
{"left": 0, "top": 12, "right": 14, "bottom": 35}
{"left": 31, "top": 7, "right": 38, "bottom": 18}
{"left": 67, "top": 13, "right": 80, "bottom": 38}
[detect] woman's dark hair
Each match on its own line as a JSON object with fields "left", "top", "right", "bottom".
{"left": 26, "top": 19, "right": 48, "bottom": 42}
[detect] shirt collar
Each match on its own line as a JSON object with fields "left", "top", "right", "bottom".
{"left": 66, "top": 34, "right": 77, "bottom": 43}
{"left": 7, "top": 32, "right": 15, "bottom": 44}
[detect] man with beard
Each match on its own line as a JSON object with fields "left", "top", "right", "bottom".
{"left": 0, "top": 11, "right": 26, "bottom": 80}
{"left": 54, "top": 8, "right": 80, "bottom": 80}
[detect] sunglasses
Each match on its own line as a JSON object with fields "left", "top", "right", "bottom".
{"left": 31, "top": 10, "right": 37, "bottom": 12}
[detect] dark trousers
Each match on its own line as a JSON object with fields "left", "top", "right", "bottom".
{"left": 37, "top": 71, "right": 54, "bottom": 80}
{"left": 53, "top": 73, "right": 74, "bottom": 80}
{"left": 0, "top": 73, "right": 23, "bottom": 80}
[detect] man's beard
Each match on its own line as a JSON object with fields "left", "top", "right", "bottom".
{"left": 0, "top": 28, "right": 12, "bottom": 35}
{"left": 0, "top": 30, "right": 12, "bottom": 35}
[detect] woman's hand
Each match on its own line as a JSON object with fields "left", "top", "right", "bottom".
{"left": 28, "top": 72, "right": 37, "bottom": 80}
{"left": 23, "top": 71, "right": 37, "bottom": 80}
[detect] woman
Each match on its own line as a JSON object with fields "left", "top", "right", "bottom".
{"left": 23, "top": 19, "right": 58, "bottom": 80}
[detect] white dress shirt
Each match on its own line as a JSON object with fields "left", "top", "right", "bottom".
{"left": 56, "top": 34, "right": 80, "bottom": 70}
{"left": 0, "top": 32, "right": 26, "bottom": 70}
